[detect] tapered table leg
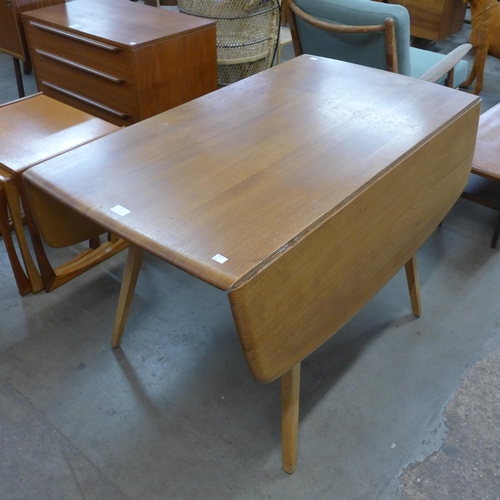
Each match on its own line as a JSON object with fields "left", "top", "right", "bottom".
{"left": 281, "top": 361, "right": 301, "bottom": 474}
{"left": 111, "top": 244, "right": 144, "bottom": 347}
{"left": 405, "top": 254, "right": 421, "bottom": 317}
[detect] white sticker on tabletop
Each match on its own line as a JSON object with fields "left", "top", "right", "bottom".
{"left": 110, "top": 205, "right": 131, "bottom": 216}
{"left": 212, "top": 254, "right": 228, "bottom": 264}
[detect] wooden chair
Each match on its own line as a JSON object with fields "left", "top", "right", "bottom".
{"left": 287, "top": 0, "right": 471, "bottom": 87}
{"left": 283, "top": 0, "right": 471, "bottom": 330}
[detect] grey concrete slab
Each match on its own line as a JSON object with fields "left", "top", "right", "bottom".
{"left": 0, "top": 378, "right": 132, "bottom": 500}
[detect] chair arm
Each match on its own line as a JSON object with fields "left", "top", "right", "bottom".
{"left": 419, "top": 43, "right": 472, "bottom": 83}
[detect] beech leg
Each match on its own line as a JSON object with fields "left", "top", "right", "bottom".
{"left": 460, "top": 56, "right": 477, "bottom": 89}
{"left": 281, "top": 361, "right": 301, "bottom": 474}
{"left": 111, "top": 244, "right": 144, "bottom": 347}
{"left": 405, "top": 254, "right": 421, "bottom": 317}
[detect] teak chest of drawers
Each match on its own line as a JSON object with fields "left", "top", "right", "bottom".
{"left": 0, "top": 0, "right": 64, "bottom": 61}
{"left": 22, "top": 0, "right": 217, "bottom": 126}
{"left": 388, "top": 0, "right": 468, "bottom": 41}
{"left": 0, "top": 0, "right": 66, "bottom": 97}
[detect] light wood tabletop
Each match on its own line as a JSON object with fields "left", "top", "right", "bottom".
{"left": 24, "top": 55, "right": 481, "bottom": 472}
{"left": 0, "top": 94, "right": 117, "bottom": 176}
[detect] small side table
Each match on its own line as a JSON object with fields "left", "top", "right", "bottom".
{"left": 0, "top": 93, "right": 125, "bottom": 295}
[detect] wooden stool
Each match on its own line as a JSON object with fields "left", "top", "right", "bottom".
{"left": 0, "top": 94, "right": 126, "bottom": 295}
{"left": 462, "top": 103, "right": 500, "bottom": 248}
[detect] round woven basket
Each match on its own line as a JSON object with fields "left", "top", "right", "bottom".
{"left": 178, "top": 0, "right": 280, "bottom": 87}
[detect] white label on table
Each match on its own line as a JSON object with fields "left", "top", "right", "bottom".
{"left": 310, "top": 57, "right": 318, "bottom": 60}
{"left": 129, "top": 42, "right": 137, "bottom": 46}
{"left": 110, "top": 205, "right": 131, "bottom": 216}
{"left": 69, "top": 24, "right": 83, "bottom": 29}
{"left": 212, "top": 254, "right": 228, "bottom": 264}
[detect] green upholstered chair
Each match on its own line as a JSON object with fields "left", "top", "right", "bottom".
{"left": 287, "top": 0, "right": 470, "bottom": 87}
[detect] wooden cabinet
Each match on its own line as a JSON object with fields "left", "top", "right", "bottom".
{"left": 22, "top": 0, "right": 217, "bottom": 126}
{"left": 0, "top": 0, "right": 64, "bottom": 60}
{"left": 388, "top": 0, "right": 468, "bottom": 41}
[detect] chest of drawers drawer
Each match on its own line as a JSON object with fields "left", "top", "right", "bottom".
{"left": 26, "top": 21, "right": 133, "bottom": 78}
{"left": 22, "top": 0, "right": 218, "bottom": 127}
{"left": 25, "top": 19, "right": 137, "bottom": 124}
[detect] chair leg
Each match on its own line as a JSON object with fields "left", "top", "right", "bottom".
{"left": 404, "top": 254, "right": 421, "bottom": 317}
{"left": 491, "top": 211, "right": 500, "bottom": 249}
{"left": 281, "top": 0, "right": 288, "bottom": 26}
{"left": 281, "top": 361, "right": 301, "bottom": 474}
{"left": 13, "top": 58, "right": 25, "bottom": 99}
{"left": 111, "top": 244, "right": 144, "bottom": 348}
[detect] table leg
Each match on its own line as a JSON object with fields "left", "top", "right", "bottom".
{"left": 3, "top": 178, "right": 43, "bottom": 293}
{"left": 111, "top": 244, "right": 144, "bottom": 348}
{"left": 12, "top": 58, "right": 25, "bottom": 99}
{"left": 89, "top": 236, "right": 100, "bottom": 249}
{"left": 404, "top": 254, "right": 421, "bottom": 317}
{"left": 491, "top": 212, "right": 500, "bottom": 249}
{"left": 281, "top": 361, "right": 301, "bottom": 474}
{"left": 0, "top": 185, "right": 31, "bottom": 295}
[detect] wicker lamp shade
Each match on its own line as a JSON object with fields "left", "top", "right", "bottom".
{"left": 178, "top": 0, "right": 280, "bottom": 87}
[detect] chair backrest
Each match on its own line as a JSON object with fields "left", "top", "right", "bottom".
{"left": 288, "top": 0, "right": 412, "bottom": 76}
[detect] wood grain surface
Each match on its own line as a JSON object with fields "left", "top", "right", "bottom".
{"left": 471, "top": 103, "right": 500, "bottom": 180}
{"left": 24, "top": 56, "right": 480, "bottom": 292}
{"left": 229, "top": 102, "right": 480, "bottom": 382}
{"left": 22, "top": 0, "right": 214, "bottom": 48}
{"left": 0, "top": 94, "right": 118, "bottom": 175}
{"left": 0, "top": 0, "right": 65, "bottom": 60}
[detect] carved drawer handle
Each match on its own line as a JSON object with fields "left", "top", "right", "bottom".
{"left": 41, "top": 81, "right": 130, "bottom": 119}
{"left": 29, "top": 22, "right": 120, "bottom": 52}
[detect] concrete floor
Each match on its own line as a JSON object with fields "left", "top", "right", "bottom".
{"left": 1, "top": 12, "right": 500, "bottom": 500}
